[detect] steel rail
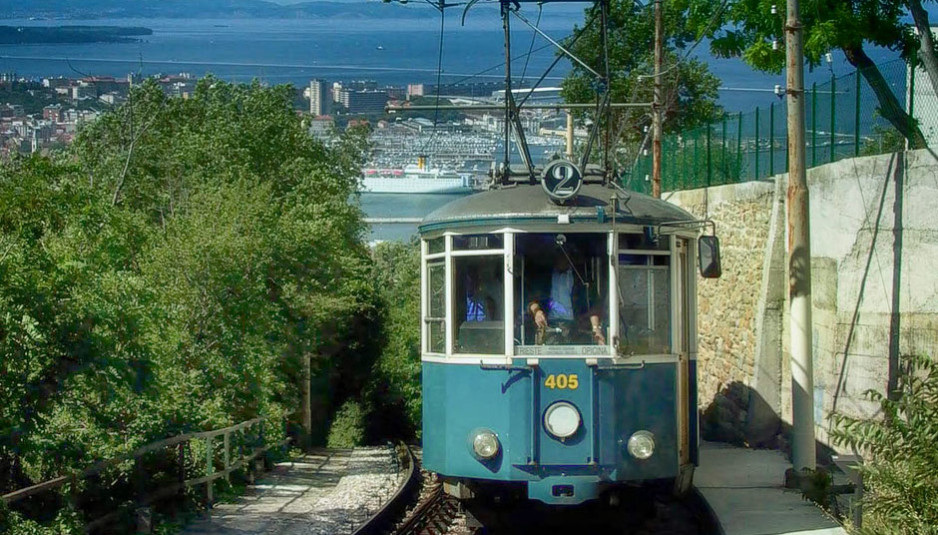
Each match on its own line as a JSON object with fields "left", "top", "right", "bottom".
{"left": 393, "top": 479, "right": 449, "bottom": 535}
{"left": 351, "top": 444, "right": 422, "bottom": 535}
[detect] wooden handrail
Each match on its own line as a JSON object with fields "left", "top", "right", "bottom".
{"left": 1, "top": 414, "right": 290, "bottom": 507}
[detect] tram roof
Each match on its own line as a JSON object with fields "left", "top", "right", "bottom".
{"left": 419, "top": 183, "right": 695, "bottom": 233}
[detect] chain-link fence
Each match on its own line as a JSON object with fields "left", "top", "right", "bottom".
{"left": 622, "top": 58, "right": 938, "bottom": 194}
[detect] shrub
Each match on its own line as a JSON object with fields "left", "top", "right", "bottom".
{"left": 829, "top": 354, "right": 938, "bottom": 534}
{"left": 327, "top": 401, "right": 366, "bottom": 448}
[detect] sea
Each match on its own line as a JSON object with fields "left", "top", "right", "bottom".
{"left": 0, "top": 13, "right": 899, "bottom": 242}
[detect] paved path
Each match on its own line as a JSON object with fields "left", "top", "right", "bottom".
{"left": 182, "top": 448, "right": 393, "bottom": 535}
{"left": 695, "top": 442, "right": 847, "bottom": 535}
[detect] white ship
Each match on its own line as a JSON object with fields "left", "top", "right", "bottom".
{"left": 361, "top": 162, "right": 474, "bottom": 194}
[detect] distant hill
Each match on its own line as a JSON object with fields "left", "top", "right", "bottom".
{"left": 0, "top": 25, "right": 151, "bottom": 44}
{"left": 0, "top": 0, "right": 442, "bottom": 20}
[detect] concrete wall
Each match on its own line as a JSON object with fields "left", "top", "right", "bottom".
{"left": 666, "top": 149, "right": 938, "bottom": 451}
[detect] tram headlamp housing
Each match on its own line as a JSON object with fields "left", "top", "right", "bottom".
{"left": 627, "top": 430, "right": 656, "bottom": 460}
{"left": 543, "top": 402, "right": 581, "bottom": 439}
{"left": 471, "top": 429, "right": 500, "bottom": 460}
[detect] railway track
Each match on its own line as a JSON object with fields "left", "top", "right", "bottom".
{"left": 393, "top": 478, "right": 461, "bottom": 535}
{"left": 354, "top": 446, "right": 718, "bottom": 535}
{"left": 352, "top": 446, "right": 470, "bottom": 535}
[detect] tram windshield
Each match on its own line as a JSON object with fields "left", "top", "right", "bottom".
{"left": 425, "top": 231, "right": 676, "bottom": 357}
{"left": 515, "top": 233, "right": 608, "bottom": 349}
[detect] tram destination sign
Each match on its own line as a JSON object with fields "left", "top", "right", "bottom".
{"left": 515, "top": 345, "right": 609, "bottom": 356}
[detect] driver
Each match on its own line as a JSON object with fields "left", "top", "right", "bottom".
{"left": 527, "top": 253, "right": 605, "bottom": 345}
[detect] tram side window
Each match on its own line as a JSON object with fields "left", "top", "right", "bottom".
{"left": 618, "top": 255, "right": 670, "bottom": 354}
{"left": 427, "top": 260, "right": 446, "bottom": 354}
{"left": 453, "top": 256, "right": 505, "bottom": 354}
{"left": 516, "top": 233, "right": 608, "bottom": 347}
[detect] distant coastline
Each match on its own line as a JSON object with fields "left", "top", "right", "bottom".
{"left": 1, "top": 0, "right": 444, "bottom": 21}
{"left": 0, "top": 25, "right": 152, "bottom": 44}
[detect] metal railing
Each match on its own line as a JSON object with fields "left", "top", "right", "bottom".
{"left": 624, "top": 58, "right": 936, "bottom": 193}
{"left": 2, "top": 414, "right": 291, "bottom": 531}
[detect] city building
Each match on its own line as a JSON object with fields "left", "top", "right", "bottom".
{"left": 43, "top": 104, "right": 63, "bottom": 122}
{"left": 309, "top": 116, "right": 335, "bottom": 141}
{"left": 408, "top": 81, "right": 528, "bottom": 99}
{"left": 42, "top": 77, "right": 71, "bottom": 89}
{"left": 338, "top": 89, "right": 389, "bottom": 115}
{"left": 332, "top": 82, "right": 343, "bottom": 103}
{"left": 309, "top": 79, "right": 328, "bottom": 116}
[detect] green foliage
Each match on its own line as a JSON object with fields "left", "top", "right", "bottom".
{"left": 829, "top": 354, "right": 938, "bottom": 534}
{"left": 1, "top": 78, "right": 380, "bottom": 528}
{"left": 0, "top": 82, "right": 63, "bottom": 115}
{"left": 327, "top": 400, "right": 367, "bottom": 448}
{"left": 368, "top": 241, "right": 422, "bottom": 439}
{"left": 403, "top": 96, "right": 465, "bottom": 124}
{"left": 861, "top": 125, "right": 905, "bottom": 156}
{"left": 681, "top": 0, "right": 913, "bottom": 72}
{"left": 0, "top": 503, "right": 83, "bottom": 535}
{"left": 679, "top": 0, "right": 926, "bottom": 148}
{"left": 562, "top": 0, "right": 722, "bottom": 173}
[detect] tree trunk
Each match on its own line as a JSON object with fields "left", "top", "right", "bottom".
{"left": 907, "top": 0, "right": 938, "bottom": 102}
{"left": 843, "top": 44, "right": 928, "bottom": 149}
{"left": 300, "top": 353, "right": 311, "bottom": 451}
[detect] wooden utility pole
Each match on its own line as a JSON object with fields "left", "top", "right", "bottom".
{"left": 786, "top": 0, "right": 816, "bottom": 472}
{"left": 566, "top": 112, "right": 575, "bottom": 159}
{"left": 652, "top": 0, "right": 663, "bottom": 198}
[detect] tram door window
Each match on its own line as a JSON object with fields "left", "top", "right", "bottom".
{"left": 617, "top": 238, "right": 671, "bottom": 354}
{"left": 515, "top": 233, "right": 608, "bottom": 347}
{"left": 453, "top": 256, "right": 504, "bottom": 354}
{"left": 427, "top": 260, "right": 446, "bottom": 354}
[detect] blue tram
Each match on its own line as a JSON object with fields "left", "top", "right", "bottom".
{"left": 418, "top": 179, "right": 721, "bottom": 505}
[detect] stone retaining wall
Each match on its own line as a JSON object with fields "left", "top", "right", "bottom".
{"left": 666, "top": 149, "right": 938, "bottom": 451}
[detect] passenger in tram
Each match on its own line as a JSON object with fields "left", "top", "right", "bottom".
{"left": 521, "top": 235, "right": 607, "bottom": 346}
{"left": 464, "top": 264, "right": 501, "bottom": 322}
{"left": 455, "top": 259, "right": 505, "bottom": 354}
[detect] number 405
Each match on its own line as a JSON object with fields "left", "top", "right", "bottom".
{"left": 544, "top": 374, "right": 579, "bottom": 390}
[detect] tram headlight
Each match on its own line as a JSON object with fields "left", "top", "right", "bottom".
{"left": 627, "top": 430, "right": 656, "bottom": 460}
{"left": 543, "top": 402, "right": 581, "bottom": 439}
{"left": 471, "top": 429, "right": 500, "bottom": 460}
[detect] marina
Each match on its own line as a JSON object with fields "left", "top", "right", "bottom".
{"left": 362, "top": 116, "right": 567, "bottom": 194}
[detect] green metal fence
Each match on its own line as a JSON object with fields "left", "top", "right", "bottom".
{"left": 623, "top": 58, "right": 935, "bottom": 194}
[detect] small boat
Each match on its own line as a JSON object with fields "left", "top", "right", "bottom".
{"left": 376, "top": 45, "right": 385, "bottom": 51}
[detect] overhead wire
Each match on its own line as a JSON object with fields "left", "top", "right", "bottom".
{"left": 519, "top": 3, "right": 543, "bottom": 85}
{"left": 445, "top": 41, "right": 559, "bottom": 86}
{"left": 517, "top": 10, "right": 598, "bottom": 109}
{"left": 637, "top": 0, "right": 730, "bottom": 82}
{"left": 416, "top": 2, "right": 449, "bottom": 156}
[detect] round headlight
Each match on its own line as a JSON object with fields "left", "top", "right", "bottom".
{"left": 472, "top": 430, "right": 500, "bottom": 459}
{"left": 543, "top": 402, "right": 581, "bottom": 439}
{"left": 627, "top": 430, "right": 656, "bottom": 460}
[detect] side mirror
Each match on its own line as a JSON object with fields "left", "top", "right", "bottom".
{"left": 698, "top": 235, "right": 722, "bottom": 278}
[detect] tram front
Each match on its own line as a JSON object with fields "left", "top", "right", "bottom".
{"left": 418, "top": 182, "right": 720, "bottom": 505}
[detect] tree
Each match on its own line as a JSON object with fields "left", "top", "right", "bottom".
{"left": 0, "top": 154, "right": 156, "bottom": 493}
{"left": 1, "top": 78, "right": 380, "bottom": 530}
{"left": 906, "top": 0, "right": 938, "bottom": 111}
{"left": 679, "top": 0, "right": 928, "bottom": 148}
{"left": 561, "top": 0, "right": 723, "bottom": 171}
{"left": 367, "top": 241, "right": 423, "bottom": 439}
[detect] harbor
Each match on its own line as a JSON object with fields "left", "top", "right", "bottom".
{"left": 362, "top": 114, "right": 568, "bottom": 194}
